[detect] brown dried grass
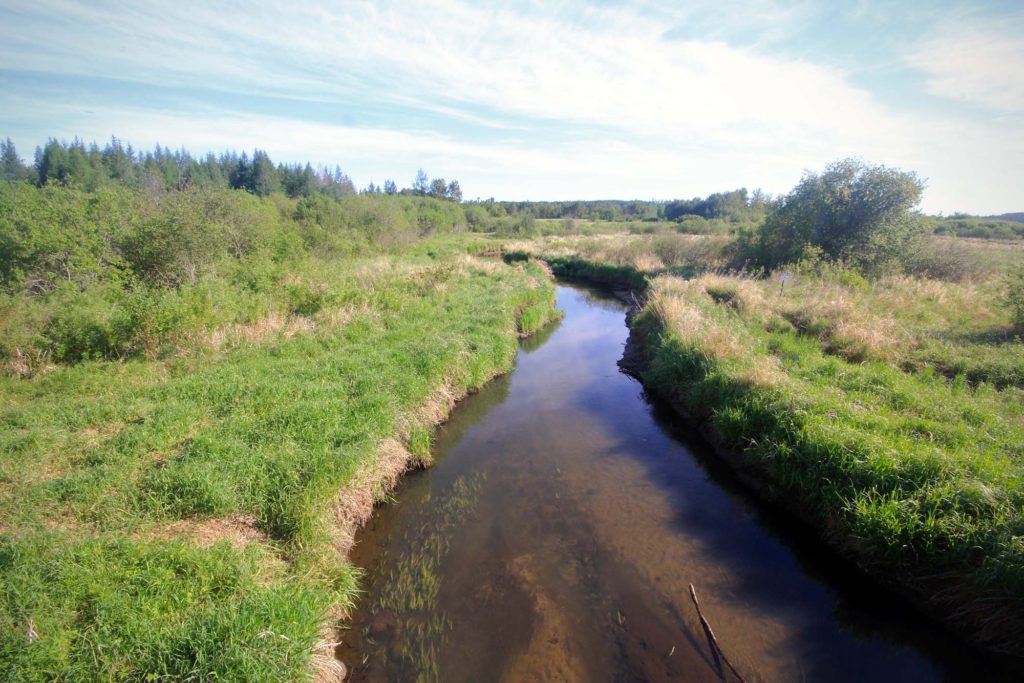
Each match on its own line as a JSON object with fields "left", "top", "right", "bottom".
{"left": 779, "top": 286, "right": 912, "bottom": 363}
{"left": 696, "top": 273, "right": 768, "bottom": 319}
{"left": 147, "top": 513, "right": 267, "bottom": 550}
{"left": 203, "top": 312, "right": 316, "bottom": 351}
{"left": 648, "top": 278, "right": 745, "bottom": 361}
{"left": 739, "top": 355, "right": 786, "bottom": 389}
{"left": 329, "top": 438, "right": 413, "bottom": 559}
{"left": 3, "top": 347, "right": 55, "bottom": 379}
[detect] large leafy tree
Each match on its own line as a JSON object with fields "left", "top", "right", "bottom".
{"left": 756, "top": 159, "right": 925, "bottom": 272}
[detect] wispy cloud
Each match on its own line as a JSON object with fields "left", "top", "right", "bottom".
{"left": 0, "top": 0, "right": 1021, "bottom": 212}
{"left": 907, "top": 14, "right": 1024, "bottom": 114}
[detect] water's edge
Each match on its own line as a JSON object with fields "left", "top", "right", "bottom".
{"left": 324, "top": 294, "right": 560, "bottom": 679}
{"left": 607, "top": 276, "right": 1023, "bottom": 674}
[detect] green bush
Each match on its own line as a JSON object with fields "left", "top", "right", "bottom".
{"left": 1008, "top": 264, "right": 1024, "bottom": 331}
{"left": 753, "top": 159, "right": 926, "bottom": 274}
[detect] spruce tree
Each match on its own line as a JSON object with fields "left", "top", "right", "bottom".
{"left": 0, "top": 138, "right": 28, "bottom": 181}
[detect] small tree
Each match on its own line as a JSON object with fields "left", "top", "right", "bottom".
{"left": 1, "top": 138, "right": 30, "bottom": 181}
{"left": 248, "top": 150, "right": 279, "bottom": 197}
{"left": 756, "top": 159, "right": 926, "bottom": 273}
{"left": 446, "top": 179, "right": 462, "bottom": 202}
{"left": 429, "top": 177, "right": 447, "bottom": 198}
{"left": 412, "top": 169, "right": 429, "bottom": 195}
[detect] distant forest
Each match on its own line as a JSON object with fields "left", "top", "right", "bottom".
{"left": 2, "top": 136, "right": 1020, "bottom": 239}
{"left": 0, "top": 136, "right": 463, "bottom": 201}
{"left": 0, "top": 136, "right": 767, "bottom": 225}
{"left": 989, "top": 213, "right": 1024, "bottom": 223}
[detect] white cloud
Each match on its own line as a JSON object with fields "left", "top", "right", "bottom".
{"left": 1, "top": 0, "right": 1022, "bottom": 212}
{"left": 0, "top": 1, "right": 911, "bottom": 154}
{"left": 908, "top": 17, "right": 1024, "bottom": 113}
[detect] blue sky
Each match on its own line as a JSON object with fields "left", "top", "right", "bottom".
{"left": 1, "top": 0, "right": 1022, "bottom": 213}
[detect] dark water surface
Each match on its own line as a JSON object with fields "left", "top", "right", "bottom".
{"left": 337, "top": 284, "right": 1009, "bottom": 682}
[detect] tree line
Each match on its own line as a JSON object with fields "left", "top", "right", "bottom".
{"left": 2, "top": 136, "right": 785, "bottom": 228}
{"left": 0, "top": 136, "right": 463, "bottom": 202}
{"left": 1, "top": 134, "right": 964, "bottom": 275}
{"left": 481, "top": 191, "right": 770, "bottom": 224}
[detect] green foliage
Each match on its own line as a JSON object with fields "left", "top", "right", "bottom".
{"left": 491, "top": 213, "right": 537, "bottom": 237}
{"left": 471, "top": 190, "right": 767, "bottom": 231}
{"left": 1, "top": 139, "right": 30, "bottom": 182}
{"left": 0, "top": 534, "right": 328, "bottom": 682}
{"left": 516, "top": 299, "right": 561, "bottom": 335}
{"left": 482, "top": 198, "right": 657, "bottom": 222}
{"left": 672, "top": 215, "right": 732, "bottom": 235}
{"left": 0, "top": 181, "right": 493, "bottom": 371}
{"left": 664, "top": 187, "right": 767, "bottom": 225}
{"left": 755, "top": 159, "right": 926, "bottom": 273}
{"left": 1008, "top": 264, "right": 1024, "bottom": 331}
{"left": 789, "top": 245, "right": 870, "bottom": 291}
{"left": 931, "top": 215, "right": 1024, "bottom": 240}
{"left": 8, "top": 134, "right": 451, "bottom": 204}
{"left": 538, "top": 254, "right": 648, "bottom": 290}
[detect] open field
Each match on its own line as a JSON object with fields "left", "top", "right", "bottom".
{"left": 513, "top": 233, "right": 1024, "bottom": 657}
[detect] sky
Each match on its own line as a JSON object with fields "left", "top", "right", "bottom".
{"left": 1, "top": 0, "right": 1022, "bottom": 214}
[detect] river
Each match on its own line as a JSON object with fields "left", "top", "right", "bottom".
{"left": 336, "top": 283, "right": 1008, "bottom": 682}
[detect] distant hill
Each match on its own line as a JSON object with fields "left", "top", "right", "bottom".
{"left": 986, "top": 212, "right": 1024, "bottom": 223}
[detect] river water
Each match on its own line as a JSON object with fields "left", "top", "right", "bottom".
{"left": 336, "top": 283, "right": 1009, "bottom": 682}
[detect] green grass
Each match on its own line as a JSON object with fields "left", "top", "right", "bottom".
{"left": 0, "top": 246, "right": 558, "bottom": 680}
{"left": 635, "top": 273, "right": 1024, "bottom": 656}
{"left": 505, "top": 251, "right": 648, "bottom": 292}
{"left": 1, "top": 535, "right": 324, "bottom": 682}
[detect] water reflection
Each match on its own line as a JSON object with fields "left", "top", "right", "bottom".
{"left": 339, "top": 284, "right": 1012, "bottom": 682}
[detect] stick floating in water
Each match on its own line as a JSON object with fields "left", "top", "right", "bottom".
{"left": 689, "top": 583, "right": 747, "bottom": 683}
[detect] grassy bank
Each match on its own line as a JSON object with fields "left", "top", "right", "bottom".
{"left": 635, "top": 273, "right": 1024, "bottom": 655}
{"left": 520, "top": 235, "right": 1024, "bottom": 658}
{"left": 503, "top": 233, "right": 733, "bottom": 284}
{"left": 640, "top": 275, "right": 1024, "bottom": 656}
{"left": 0, "top": 248, "right": 558, "bottom": 680}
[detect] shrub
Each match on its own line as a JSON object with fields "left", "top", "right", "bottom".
{"left": 1008, "top": 264, "right": 1024, "bottom": 331}
{"left": 754, "top": 159, "right": 926, "bottom": 274}
{"left": 44, "top": 296, "right": 116, "bottom": 362}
